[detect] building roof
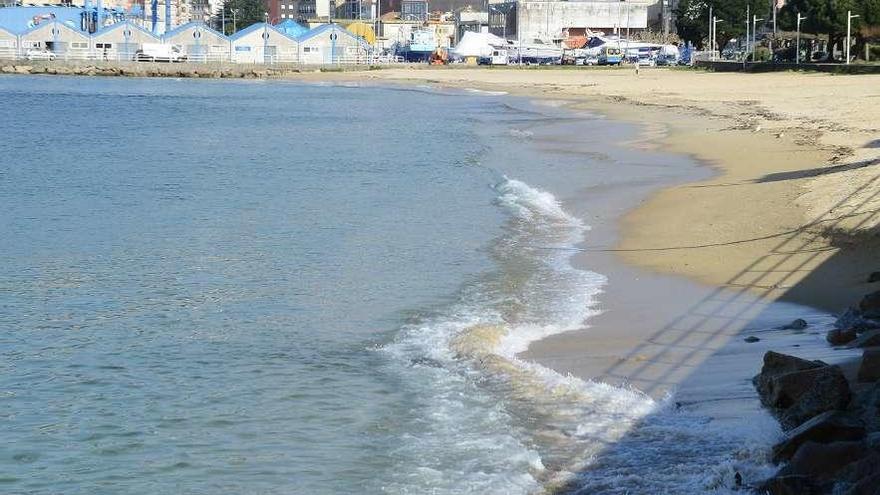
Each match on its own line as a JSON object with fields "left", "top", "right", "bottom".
{"left": 274, "top": 19, "right": 308, "bottom": 38}
{"left": 0, "top": 24, "right": 16, "bottom": 38}
{"left": 19, "top": 18, "right": 89, "bottom": 38}
{"left": 297, "top": 23, "right": 370, "bottom": 48}
{"left": 0, "top": 6, "right": 84, "bottom": 33}
{"left": 162, "top": 21, "right": 228, "bottom": 41}
{"left": 92, "top": 19, "right": 159, "bottom": 40}
{"left": 229, "top": 21, "right": 298, "bottom": 43}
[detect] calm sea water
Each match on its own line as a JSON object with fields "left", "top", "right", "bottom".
{"left": 1, "top": 76, "right": 773, "bottom": 494}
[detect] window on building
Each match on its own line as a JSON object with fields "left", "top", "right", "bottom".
{"left": 401, "top": 0, "right": 427, "bottom": 22}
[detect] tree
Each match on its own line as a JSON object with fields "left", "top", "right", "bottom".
{"left": 220, "top": 0, "right": 267, "bottom": 35}
{"left": 780, "top": 0, "right": 858, "bottom": 53}
{"left": 675, "top": 0, "right": 770, "bottom": 51}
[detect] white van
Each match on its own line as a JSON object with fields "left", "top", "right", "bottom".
{"left": 136, "top": 43, "right": 187, "bottom": 62}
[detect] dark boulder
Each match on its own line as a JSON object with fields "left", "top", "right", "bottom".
{"left": 859, "top": 350, "right": 880, "bottom": 382}
{"left": 850, "top": 330, "right": 880, "bottom": 349}
{"left": 754, "top": 351, "right": 825, "bottom": 400}
{"left": 755, "top": 475, "right": 820, "bottom": 495}
{"left": 843, "top": 472, "right": 880, "bottom": 495}
{"left": 755, "top": 357, "right": 851, "bottom": 429}
{"left": 868, "top": 272, "right": 880, "bottom": 283}
{"left": 836, "top": 308, "right": 880, "bottom": 333}
{"left": 828, "top": 328, "right": 859, "bottom": 346}
{"left": 777, "top": 318, "right": 809, "bottom": 330}
{"left": 780, "top": 367, "right": 851, "bottom": 429}
{"left": 772, "top": 411, "right": 866, "bottom": 462}
{"left": 780, "top": 441, "right": 867, "bottom": 481}
{"left": 835, "top": 450, "right": 880, "bottom": 488}
{"left": 860, "top": 290, "right": 880, "bottom": 319}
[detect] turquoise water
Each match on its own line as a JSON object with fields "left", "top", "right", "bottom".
{"left": 1, "top": 77, "right": 587, "bottom": 493}
{"left": 0, "top": 76, "right": 773, "bottom": 494}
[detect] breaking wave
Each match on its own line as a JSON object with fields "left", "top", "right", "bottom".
{"left": 378, "top": 177, "right": 773, "bottom": 494}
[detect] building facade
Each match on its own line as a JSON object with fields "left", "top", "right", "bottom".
{"left": 269, "top": 0, "right": 318, "bottom": 23}
{"left": 489, "top": 0, "right": 653, "bottom": 42}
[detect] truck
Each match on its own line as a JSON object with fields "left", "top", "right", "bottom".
{"left": 136, "top": 43, "right": 187, "bottom": 63}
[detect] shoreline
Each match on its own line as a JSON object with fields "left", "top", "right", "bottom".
{"left": 7, "top": 67, "right": 877, "bottom": 490}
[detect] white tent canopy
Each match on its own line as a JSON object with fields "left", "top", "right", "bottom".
{"left": 452, "top": 31, "right": 506, "bottom": 58}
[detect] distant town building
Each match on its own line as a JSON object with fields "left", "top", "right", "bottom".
{"left": 488, "top": 0, "right": 655, "bottom": 43}
{"left": 454, "top": 9, "right": 488, "bottom": 43}
{"left": 400, "top": 0, "right": 427, "bottom": 22}
{"left": 268, "top": 0, "right": 319, "bottom": 22}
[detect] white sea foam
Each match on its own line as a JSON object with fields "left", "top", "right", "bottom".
{"left": 381, "top": 177, "right": 776, "bottom": 494}
{"left": 509, "top": 128, "right": 535, "bottom": 139}
{"left": 463, "top": 88, "right": 509, "bottom": 96}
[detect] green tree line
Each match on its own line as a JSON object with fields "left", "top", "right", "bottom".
{"left": 675, "top": 0, "right": 880, "bottom": 53}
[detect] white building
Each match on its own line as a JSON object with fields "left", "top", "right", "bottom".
{"left": 19, "top": 20, "right": 91, "bottom": 56}
{"left": 163, "top": 21, "right": 229, "bottom": 61}
{"left": 92, "top": 20, "right": 161, "bottom": 59}
{"left": 230, "top": 22, "right": 299, "bottom": 63}
{"left": 0, "top": 25, "right": 17, "bottom": 57}
{"left": 296, "top": 23, "right": 371, "bottom": 64}
{"left": 489, "top": 0, "right": 655, "bottom": 43}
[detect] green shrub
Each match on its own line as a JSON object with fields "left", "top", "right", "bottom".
{"left": 754, "top": 46, "right": 772, "bottom": 62}
{"left": 869, "top": 44, "right": 880, "bottom": 62}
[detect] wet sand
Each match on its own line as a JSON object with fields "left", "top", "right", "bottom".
{"left": 294, "top": 67, "right": 879, "bottom": 419}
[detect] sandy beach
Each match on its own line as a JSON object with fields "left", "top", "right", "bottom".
{"left": 3, "top": 66, "right": 880, "bottom": 494}
{"left": 283, "top": 68, "right": 880, "bottom": 460}
{"left": 288, "top": 67, "right": 880, "bottom": 387}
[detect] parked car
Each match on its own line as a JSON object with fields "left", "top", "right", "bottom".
{"left": 582, "top": 54, "right": 599, "bottom": 66}
{"left": 135, "top": 43, "right": 187, "bottom": 63}
{"left": 26, "top": 49, "right": 56, "bottom": 61}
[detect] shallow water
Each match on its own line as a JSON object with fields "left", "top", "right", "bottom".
{"left": 1, "top": 75, "right": 787, "bottom": 494}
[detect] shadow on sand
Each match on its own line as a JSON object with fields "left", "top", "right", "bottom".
{"left": 556, "top": 169, "right": 880, "bottom": 493}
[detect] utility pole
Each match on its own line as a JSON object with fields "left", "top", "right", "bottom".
{"left": 846, "top": 10, "right": 859, "bottom": 64}
{"left": 770, "top": 0, "right": 776, "bottom": 53}
{"left": 796, "top": 12, "right": 806, "bottom": 64}
{"left": 752, "top": 15, "right": 763, "bottom": 61}
{"left": 263, "top": 11, "right": 269, "bottom": 64}
{"left": 745, "top": 3, "right": 749, "bottom": 60}
{"left": 662, "top": 0, "right": 668, "bottom": 42}
{"left": 708, "top": 5, "right": 712, "bottom": 54}
{"left": 625, "top": 0, "right": 630, "bottom": 62}
{"left": 712, "top": 17, "right": 723, "bottom": 60}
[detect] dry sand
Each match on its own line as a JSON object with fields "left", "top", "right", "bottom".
{"left": 293, "top": 67, "right": 880, "bottom": 401}
{"left": 296, "top": 67, "right": 880, "bottom": 307}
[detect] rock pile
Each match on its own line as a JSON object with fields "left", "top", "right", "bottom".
{"left": 753, "top": 290, "right": 880, "bottom": 494}
{"left": 0, "top": 62, "right": 316, "bottom": 79}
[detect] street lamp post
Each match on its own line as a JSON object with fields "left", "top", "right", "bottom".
{"left": 625, "top": 0, "right": 630, "bottom": 63}
{"left": 711, "top": 17, "right": 723, "bottom": 61}
{"left": 752, "top": 15, "right": 763, "bottom": 62}
{"left": 618, "top": 0, "right": 623, "bottom": 37}
{"left": 263, "top": 11, "right": 269, "bottom": 64}
{"left": 707, "top": 5, "right": 712, "bottom": 55}
{"left": 796, "top": 12, "right": 806, "bottom": 65}
{"left": 846, "top": 10, "right": 859, "bottom": 64}
{"left": 745, "top": 3, "right": 749, "bottom": 61}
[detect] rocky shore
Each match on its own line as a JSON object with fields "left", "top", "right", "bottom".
{"left": 0, "top": 60, "right": 363, "bottom": 78}
{"left": 753, "top": 286, "right": 880, "bottom": 494}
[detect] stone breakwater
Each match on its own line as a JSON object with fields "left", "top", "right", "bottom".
{"left": 751, "top": 285, "right": 880, "bottom": 495}
{"left": 0, "top": 60, "right": 370, "bottom": 78}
